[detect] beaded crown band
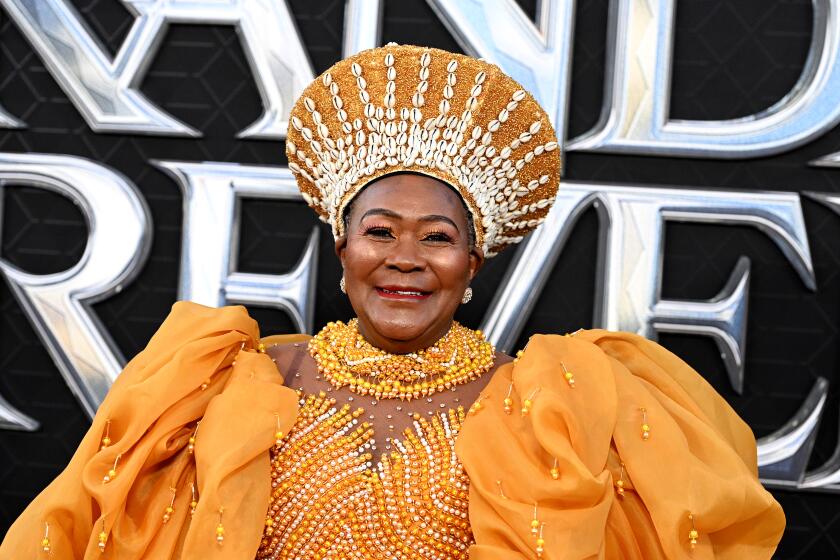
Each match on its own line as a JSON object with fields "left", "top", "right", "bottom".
{"left": 286, "top": 44, "right": 562, "bottom": 256}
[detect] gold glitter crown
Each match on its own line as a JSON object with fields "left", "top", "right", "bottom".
{"left": 286, "top": 44, "right": 562, "bottom": 256}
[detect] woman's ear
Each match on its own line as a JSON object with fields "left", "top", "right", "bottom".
{"left": 334, "top": 235, "right": 348, "bottom": 268}
{"left": 468, "top": 246, "right": 485, "bottom": 281}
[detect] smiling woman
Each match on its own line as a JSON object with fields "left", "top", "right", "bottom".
{"left": 0, "top": 45, "right": 784, "bottom": 560}
{"left": 338, "top": 173, "right": 483, "bottom": 353}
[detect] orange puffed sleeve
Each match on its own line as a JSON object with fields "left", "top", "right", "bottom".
{"left": 0, "top": 302, "right": 299, "bottom": 560}
{"left": 457, "top": 330, "right": 784, "bottom": 559}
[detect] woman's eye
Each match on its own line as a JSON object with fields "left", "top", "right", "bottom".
{"left": 364, "top": 226, "right": 394, "bottom": 238}
{"left": 424, "top": 232, "right": 453, "bottom": 243}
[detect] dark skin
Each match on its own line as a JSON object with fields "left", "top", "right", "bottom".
{"left": 267, "top": 173, "right": 512, "bottom": 462}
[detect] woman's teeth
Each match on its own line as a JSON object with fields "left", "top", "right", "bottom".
{"left": 382, "top": 288, "right": 423, "bottom": 296}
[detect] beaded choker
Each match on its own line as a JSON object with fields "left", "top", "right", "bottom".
{"left": 308, "top": 318, "right": 495, "bottom": 400}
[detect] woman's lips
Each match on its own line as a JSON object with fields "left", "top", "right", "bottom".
{"left": 375, "top": 286, "right": 431, "bottom": 300}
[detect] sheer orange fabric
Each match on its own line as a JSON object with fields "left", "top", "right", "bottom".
{"left": 0, "top": 302, "right": 783, "bottom": 559}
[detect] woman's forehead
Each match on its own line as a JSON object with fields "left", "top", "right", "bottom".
{"left": 352, "top": 175, "right": 466, "bottom": 219}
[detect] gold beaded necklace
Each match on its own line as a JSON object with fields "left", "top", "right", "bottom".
{"left": 308, "top": 318, "right": 495, "bottom": 401}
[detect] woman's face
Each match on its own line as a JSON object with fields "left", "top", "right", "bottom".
{"left": 335, "top": 174, "right": 484, "bottom": 353}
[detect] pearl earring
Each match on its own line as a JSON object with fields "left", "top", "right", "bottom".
{"left": 339, "top": 276, "right": 346, "bottom": 294}
{"left": 461, "top": 287, "right": 472, "bottom": 304}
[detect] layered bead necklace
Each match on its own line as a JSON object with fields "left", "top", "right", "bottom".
{"left": 308, "top": 318, "right": 495, "bottom": 400}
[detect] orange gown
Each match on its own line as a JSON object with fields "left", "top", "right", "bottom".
{"left": 0, "top": 301, "right": 784, "bottom": 559}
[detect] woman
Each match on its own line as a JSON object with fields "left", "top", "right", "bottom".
{"left": 1, "top": 44, "right": 783, "bottom": 559}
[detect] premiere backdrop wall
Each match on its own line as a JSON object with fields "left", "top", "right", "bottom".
{"left": 0, "top": 0, "right": 839, "bottom": 557}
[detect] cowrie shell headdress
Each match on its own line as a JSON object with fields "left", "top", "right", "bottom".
{"left": 286, "top": 44, "right": 561, "bottom": 256}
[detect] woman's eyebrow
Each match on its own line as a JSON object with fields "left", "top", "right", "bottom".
{"left": 418, "top": 214, "right": 460, "bottom": 231}
{"left": 360, "top": 208, "right": 402, "bottom": 221}
{"left": 359, "top": 208, "right": 460, "bottom": 231}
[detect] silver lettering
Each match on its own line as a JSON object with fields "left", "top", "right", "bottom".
{"left": 427, "top": 0, "right": 576, "bottom": 140}
{"left": 567, "top": 0, "right": 840, "bottom": 158}
{"left": 482, "top": 182, "right": 815, "bottom": 394}
{"left": 1, "top": 0, "right": 314, "bottom": 138}
{"left": 154, "top": 161, "right": 319, "bottom": 332}
{"left": 0, "top": 153, "right": 150, "bottom": 422}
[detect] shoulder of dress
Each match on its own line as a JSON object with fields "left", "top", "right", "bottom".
{"left": 260, "top": 333, "right": 312, "bottom": 347}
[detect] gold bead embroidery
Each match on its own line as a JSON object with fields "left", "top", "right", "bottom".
{"left": 274, "top": 413, "right": 285, "bottom": 448}
{"left": 162, "top": 487, "right": 176, "bottom": 524}
{"left": 688, "top": 513, "right": 699, "bottom": 550}
{"left": 521, "top": 387, "right": 540, "bottom": 416}
{"left": 97, "top": 520, "right": 107, "bottom": 553}
{"left": 190, "top": 482, "right": 198, "bottom": 517}
{"left": 215, "top": 507, "right": 225, "bottom": 546}
{"left": 496, "top": 480, "right": 508, "bottom": 499}
{"left": 256, "top": 392, "right": 473, "bottom": 559}
{"left": 530, "top": 502, "right": 540, "bottom": 536}
{"left": 100, "top": 419, "right": 112, "bottom": 451}
{"left": 550, "top": 457, "right": 560, "bottom": 480}
{"left": 615, "top": 462, "right": 626, "bottom": 498}
{"left": 309, "top": 319, "right": 494, "bottom": 401}
{"left": 536, "top": 523, "right": 546, "bottom": 558}
{"left": 561, "top": 361, "right": 575, "bottom": 388}
{"left": 102, "top": 454, "right": 121, "bottom": 484}
{"left": 41, "top": 522, "right": 50, "bottom": 554}
{"left": 503, "top": 382, "right": 514, "bottom": 414}
{"left": 640, "top": 407, "right": 651, "bottom": 440}
{"left": 469, "top": 395, "right": 486, "bottom": 415}
{"left": 188, "top": 421, "right": 200, "bottom": 454}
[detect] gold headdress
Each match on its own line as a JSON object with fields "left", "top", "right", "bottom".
{"left": 286, "top": 44, "right": 561, "bottom": 256}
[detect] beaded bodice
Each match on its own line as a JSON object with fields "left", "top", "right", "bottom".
{"left": 256, "top": 392, "right": 473, "bottom": 560}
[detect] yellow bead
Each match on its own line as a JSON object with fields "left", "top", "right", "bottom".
{"left": 101, "top": 436, "right": 111, "bottom": 446}
{"left": 536, "top": 537, "right": 545, "bottom": 547}
{"left": 564, "top": 371, "right": 573, "bottom": 380}
{"left": 689, "top": 529, "right": 698, "bottom": 539}
{"left": 530, "top": 519, "right": 539, "bottom": 529}
{"left": 642, "top": 423, "right": 650, "bottom": 432}
{"left": 550, "top": 467, "right": 560, "bottom": 480}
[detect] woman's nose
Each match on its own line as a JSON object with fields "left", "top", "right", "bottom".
{"left": 385, "top": 238, "right": 426, "bottom": 272}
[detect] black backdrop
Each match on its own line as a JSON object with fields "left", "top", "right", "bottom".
{"left": 1, "top": 0, "right": 839, "bottom": 557}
